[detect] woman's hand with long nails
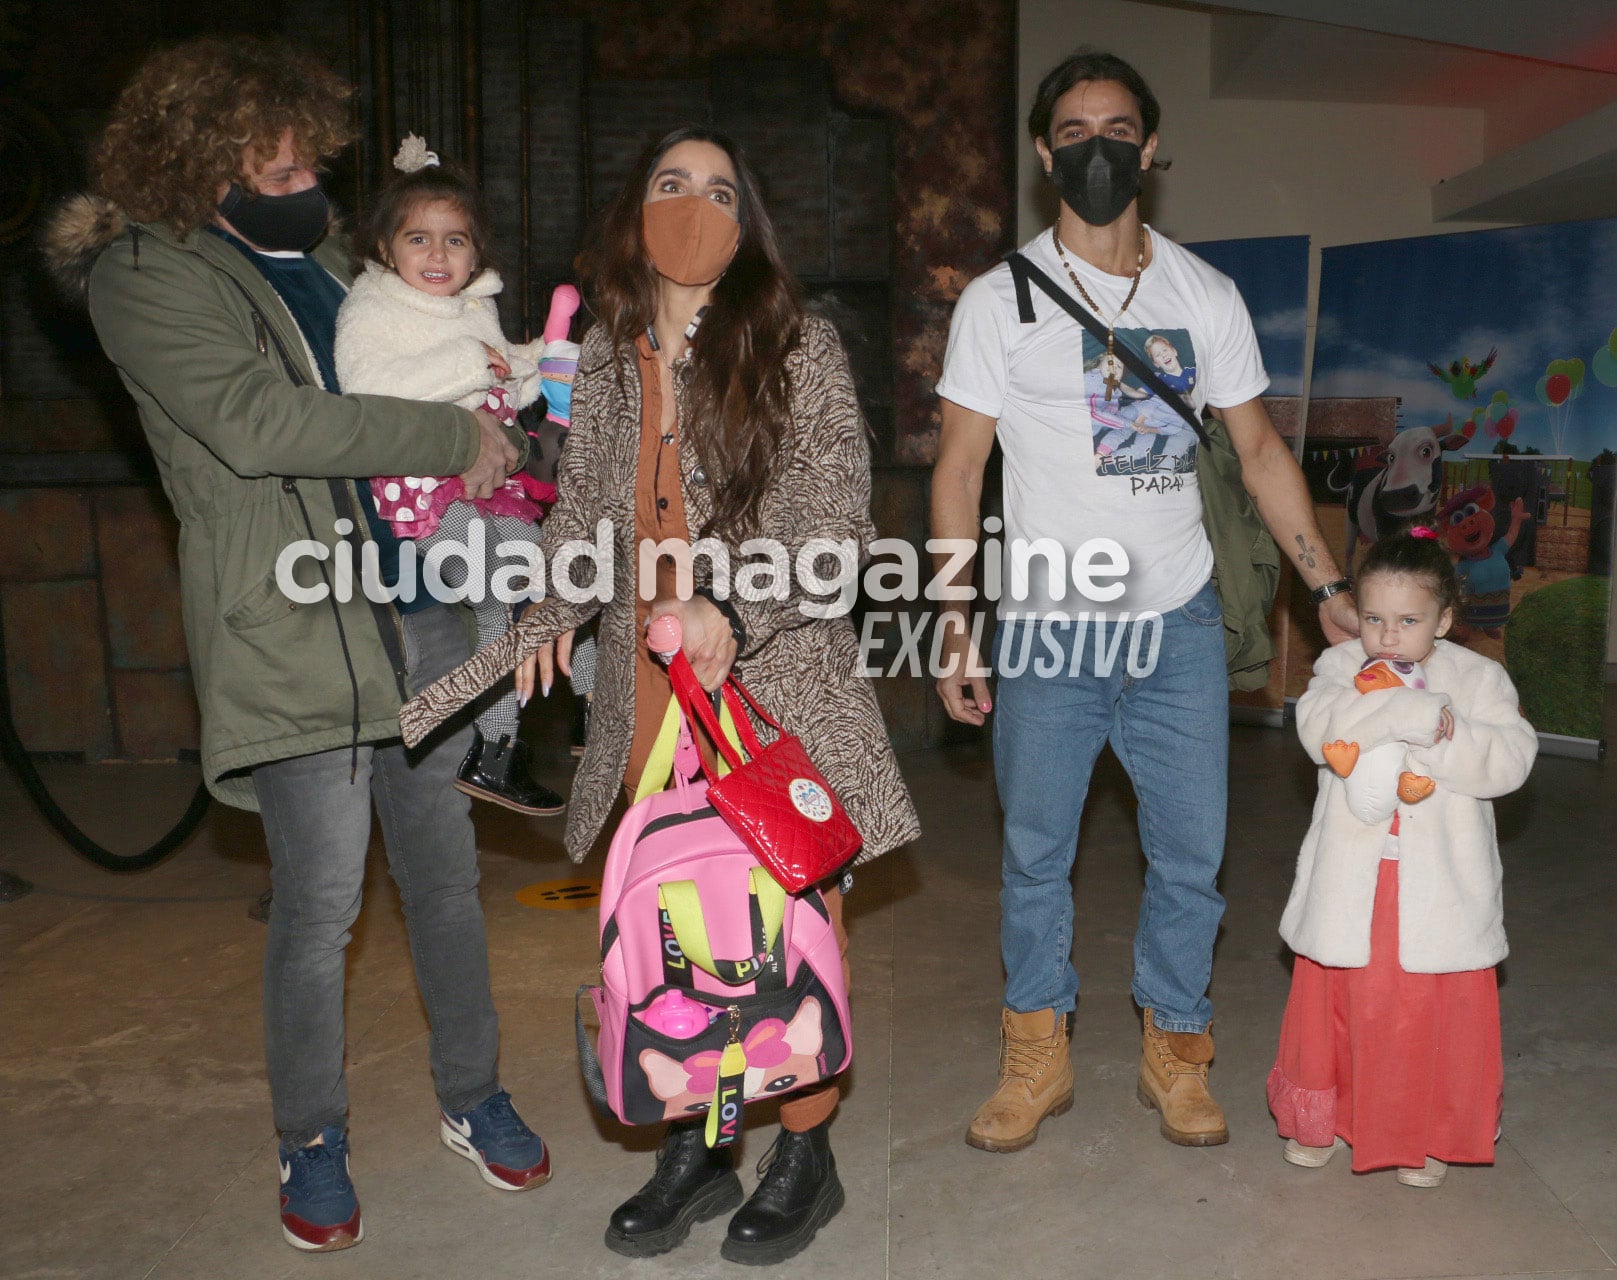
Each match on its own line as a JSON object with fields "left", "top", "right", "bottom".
{"left": 514, "top": 640, "right": 555, "bottom": 706}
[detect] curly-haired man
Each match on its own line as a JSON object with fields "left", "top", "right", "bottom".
{"left": 48, "top": 36, "right": 549, "bottom": 1252}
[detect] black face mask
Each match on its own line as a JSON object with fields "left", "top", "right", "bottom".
{"left": 216, "top": 181, "right": 330, "bottom": 252}
{"left": 1047, "top": 137, "right": 1143, "bottom": 227}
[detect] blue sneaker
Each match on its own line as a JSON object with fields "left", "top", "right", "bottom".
{"left": 279, "top": 1126, "right": 362, "bottom": 1252}
{"left": 440, "top": 1089, "right": 552, "bottom": 1191}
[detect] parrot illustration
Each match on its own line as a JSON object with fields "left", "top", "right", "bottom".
{"left": 1427, "top": 348, "right": 1498, "bottom": 400}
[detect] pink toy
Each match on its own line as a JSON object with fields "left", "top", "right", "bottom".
{"left": 543, "top": 284, "right": 581, "bottom": 343}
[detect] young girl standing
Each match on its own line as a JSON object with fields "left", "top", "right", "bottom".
{"left": 1268, "top": 527, "right": 1537, "bottom": 1186}
{"left": 336, "top": 137, "right": 564, "bottom": 816}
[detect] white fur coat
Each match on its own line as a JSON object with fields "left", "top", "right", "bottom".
{"left": 334, "top": 263, "right": 543, "bottom": 410}
{"left": 1281, "top": 639, "right": 1538, "bottom": 972}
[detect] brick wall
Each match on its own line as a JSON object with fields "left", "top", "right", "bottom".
{"left": 0, "top": 418, "right": 195, "bottom": 759}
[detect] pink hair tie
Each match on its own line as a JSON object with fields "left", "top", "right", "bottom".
{"left": 1410, "top": 525, "right": 1438, "bottom": 540}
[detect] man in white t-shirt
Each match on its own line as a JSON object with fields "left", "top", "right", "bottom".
{"left": 931, "top": 49, "right": 1358, "bottom": 1156}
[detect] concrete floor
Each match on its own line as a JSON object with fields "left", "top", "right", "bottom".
{"left": 2, "top": 705, "right": 1614, "bottom": 1280}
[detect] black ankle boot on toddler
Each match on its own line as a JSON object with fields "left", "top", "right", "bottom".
{"left": 453, "top": 729, "right": 565, "bottom": 816}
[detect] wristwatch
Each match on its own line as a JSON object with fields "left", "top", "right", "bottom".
{"left": 1308, "top": 578, "right": 1352, "bottom": 606}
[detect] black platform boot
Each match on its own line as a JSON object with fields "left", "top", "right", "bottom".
{"left": 604, "top": 1119, "right": 743, "bottom": 1258}
{"left": 722, "top": 1120, "right": 844, "bottom": 1265}
{"left": 453, "top": 729, "right": 565, "bottom": 816}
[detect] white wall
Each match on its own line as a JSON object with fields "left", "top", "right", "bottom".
{"left": 1017, "top": 0, "right": 1617, "bottom": 668}
{"left": 1016, "top": 0, "right": 1493, "bottom": 248}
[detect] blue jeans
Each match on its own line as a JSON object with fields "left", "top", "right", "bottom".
{"left": 992, "top": 580, "right": 1229, "bottom": 1033}
{"left": 254, "top": 605, "right": 499, "bottom": 1148}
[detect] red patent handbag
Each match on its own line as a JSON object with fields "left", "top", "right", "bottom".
{"left": 665, "top": 650, "right": 863, "bottom": 893}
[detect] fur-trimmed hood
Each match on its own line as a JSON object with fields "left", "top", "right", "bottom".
{"left": 42, "top": 194, "right": 131, "bottom": 297}
{"left": 43, "top": 193, "right": 352, "bottom": 298}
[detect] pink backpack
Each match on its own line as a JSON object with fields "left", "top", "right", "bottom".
{"left": 577, "top": 693, "right": 853, "bottom": 1148}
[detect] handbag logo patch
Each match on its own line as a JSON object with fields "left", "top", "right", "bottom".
{"left": 789, "top": 778, "right": 833, "bottom": 823}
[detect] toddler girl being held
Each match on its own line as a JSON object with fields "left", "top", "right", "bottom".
{"left": 1268, "top": 526, "right": 1537, "bottom": 1187}
{"left": 335, "top": 136, "right": 562, "bottom": 815}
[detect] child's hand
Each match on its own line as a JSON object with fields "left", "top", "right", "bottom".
{"left": 1435, "top": 706, "right": 1455, "bottom": 743}
{"left": 482, "top": 343, "right": 511, "bottom": 381}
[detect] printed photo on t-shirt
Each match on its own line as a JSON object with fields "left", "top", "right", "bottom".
{"left": 1084, "top": 327, "right": 1199, "bottom": 481}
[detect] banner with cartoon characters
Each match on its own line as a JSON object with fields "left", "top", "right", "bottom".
{"left": 1186, "top": 235, "right": 1312, "bottom": 715}
{"left": 1298, "top": 221, "right": 1617, "bottom": 748}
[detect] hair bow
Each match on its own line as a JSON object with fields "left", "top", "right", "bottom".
{"left": 393, "top": 134, "right": 440, "bottom": 174}
{"left": 1409, "top": 525, "right": 1438, "bottom": 540}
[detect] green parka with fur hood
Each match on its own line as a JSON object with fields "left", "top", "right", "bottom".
{"left": 46, "top": 195, "right": 506, "bottom": 810}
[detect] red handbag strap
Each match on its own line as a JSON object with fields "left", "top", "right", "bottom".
{"left": 716, "top": 676, "right": 784, "bottom": 738}
{"left": 666, "top": 652, "right": 751, "bottom": 769}
{"left": 665, "top": 653, "right": 795, "bottom": 768}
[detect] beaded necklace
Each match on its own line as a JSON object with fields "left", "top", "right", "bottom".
{"left": 1053, "top": 224, "right": 1146, "bottom": 402}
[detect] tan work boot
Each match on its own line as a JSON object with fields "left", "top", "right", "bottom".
{"left": 1137, "top": 1008, "right": 1229, "bottom": 1146}
{"left": 965, "top": 1008, "right": 1074, "bottom": 1153}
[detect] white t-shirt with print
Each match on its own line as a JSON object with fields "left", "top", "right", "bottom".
{"left": 936, "top": 226, "right": 1268, "bottom": 619}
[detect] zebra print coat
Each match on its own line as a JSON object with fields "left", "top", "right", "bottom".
{"left": 400, "top": 314, "right": 921, "bottom": 864}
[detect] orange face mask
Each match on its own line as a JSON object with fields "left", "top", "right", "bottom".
{"left": 641, "top": 195, "right": 740, "bottom": 286}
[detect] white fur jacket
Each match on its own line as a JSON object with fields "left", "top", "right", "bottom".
{"left": 334, "top": 263, "right": 544, "bottom": 410}
{"left": 1282, "top": 639, "right": 1538, "bottom": 973}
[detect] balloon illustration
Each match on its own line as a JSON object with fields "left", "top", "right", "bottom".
{"left": 1491, "top": 408, "right": 1518, "bottom": 440}
{"left": 1595, "top": 345, "right": 1617, "bottom": 388}
{"left": 1538, "top": 358, "right": 1585, "bottom": 453}
{"left": 1595, "top": 328, "right": 1617, "bottom": 387}
{"left": 1547, "top": 358, "right": 1585, "bottom": 397}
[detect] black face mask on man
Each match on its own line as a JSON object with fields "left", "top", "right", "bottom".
{"left": 216, "top": 182, "right": 331, "bottom": 253}
{"left": 1047, "top": 137, "right": 1142, "bottom": 227}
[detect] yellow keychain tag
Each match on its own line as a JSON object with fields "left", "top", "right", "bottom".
{"left": 704, "top": 1010, "right": 748, "bottom": 1148}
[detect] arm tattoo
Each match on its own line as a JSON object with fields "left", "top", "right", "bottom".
{"left": 1294, "top": 534, "right": 1319, "bottom": 570}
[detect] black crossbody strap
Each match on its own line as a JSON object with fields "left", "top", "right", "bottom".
{"left": 1004, "top": 251, "right": 1210, "bottom": 448}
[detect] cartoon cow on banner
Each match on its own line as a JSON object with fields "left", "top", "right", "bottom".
{"left": 1330, "top": 415, "right": 1476, "bottom": 573}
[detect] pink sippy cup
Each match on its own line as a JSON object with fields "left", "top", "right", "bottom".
{"left": 641, "top": 989, "right": 706, "bottom": 1038}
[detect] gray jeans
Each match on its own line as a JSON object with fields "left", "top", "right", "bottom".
{"left": 253, "top": 604, "right": 498, "bottom": 1148}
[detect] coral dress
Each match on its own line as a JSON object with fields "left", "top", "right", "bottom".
{"left": 1267, "top": 818, "right": 1503, "bottom": 1173}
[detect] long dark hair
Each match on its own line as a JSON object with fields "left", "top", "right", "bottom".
{"left": 577, "top": 125, "right": 804, "bottom": 539}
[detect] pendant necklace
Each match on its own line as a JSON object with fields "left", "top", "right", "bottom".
{"left": 1054, "top": 224, "right": 1146, "bottom": 402}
